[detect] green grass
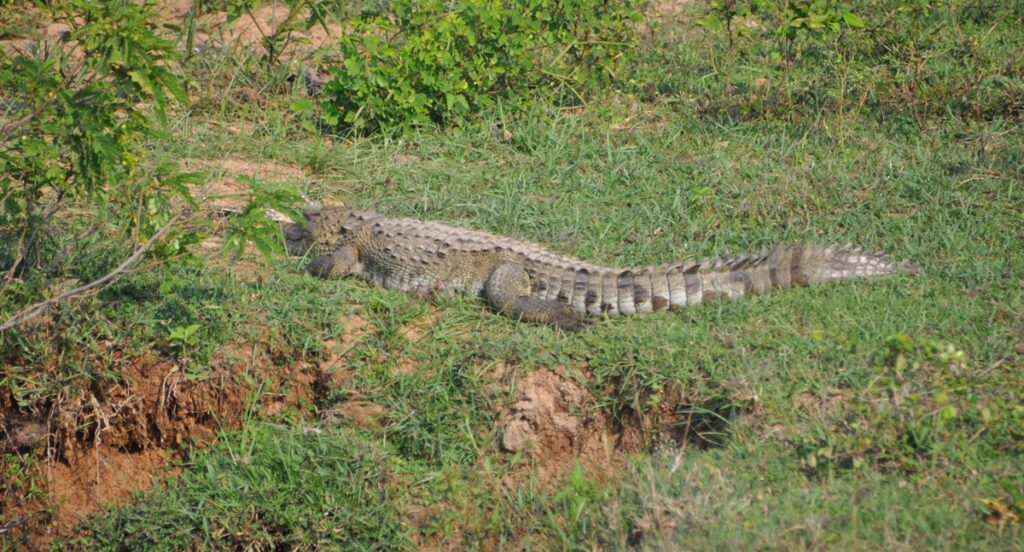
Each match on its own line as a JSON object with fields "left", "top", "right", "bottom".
{"left": 72, "top": 423, "right": 411, "bottom": 551}
{"left": 2, "top": 1, "right": 1022, "bottom": 550}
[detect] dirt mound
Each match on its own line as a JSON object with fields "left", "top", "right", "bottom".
{"left": 498, "top": 367, "right": 753, "bottom": 487}
{"left": 0, "top": 353, "right": 250, "bottom": 547}
{"left": 500, "top": 368, "right": 617, "bottom": 485}
{"left": 69, "top": 356, "right": 247, "bottom": 452}
{"left": 0, "top": 341, "right": 334, "bottom": 548}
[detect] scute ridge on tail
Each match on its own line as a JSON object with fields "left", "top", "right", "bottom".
{"left": 615, "top": 241, "right": 920, "bottom": 315}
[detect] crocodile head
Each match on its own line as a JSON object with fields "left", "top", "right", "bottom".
{"left": 282, "top": 207, "right": 318, "bottom": 256}
{"left": 282, "top": 206, "right": 368, "bottom": 257}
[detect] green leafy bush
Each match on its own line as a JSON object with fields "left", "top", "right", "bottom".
{"left": 0, "top": 0, "right": 190, "bottom": 252}
{"left": 323, "top": 0, "right": 641, "bottom": 132}
{"left": 0, "top": 0, "right": 301, "bottom": 333}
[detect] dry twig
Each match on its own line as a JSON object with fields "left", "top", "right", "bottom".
{"left": 0, "top": 212, "right": 184, "bottom": 332}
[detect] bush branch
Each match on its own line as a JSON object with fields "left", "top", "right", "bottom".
{"left": 0, "top": 212, "right": 184, "bottom": 332}
{"left": 0, "top": 101, "right": 51, "bottom": 143}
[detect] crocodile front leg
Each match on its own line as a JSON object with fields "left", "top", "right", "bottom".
{"left": 485, "top": 264, "right": 589, "bottom": 331}
{"left": 306, "top": 245, "right": 360, "bottom": 279}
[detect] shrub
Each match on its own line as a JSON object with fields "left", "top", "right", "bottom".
{"left": 0, "top": 0, "right": 300, "bottom": 332}
{"left": 322, "top": 0, "right": 642, "bottom": 132}
{"left": 0, "top": 0, "right": 190, "bottom": 256}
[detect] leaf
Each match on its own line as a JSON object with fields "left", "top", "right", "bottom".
{"left": 249, "top": 229, "right": 282, "bottom": 259}
{"left": 939, "top": 405, "right": 958, "bottom": 420}
{"left": 445, "top": 93, "right": 469, "bottom": 113}
{"left": 127, "top": 70, "right": 154, "bottom": 95}
{"left": 164, "top": 171, "right": 204, "bottom": 208}
{"left": 843, "top": 12, "right": 866, "bottom": 29}
{"left": 697, "top": 14, "right": 724, "bottom": 32}
{"left": 157, "top": 69, "right": 189, "bottom": 104}
{"left": 321, "top": 111, "right": 340, "bottom": 126}
{"left": 220, "top": 177, "right": 303, "bottom": 261}
{"left": 289, "top": 98, "right": 315, "bottom": 114}
{"left": 169, "top": 323, "right": 201, "bottom": 342}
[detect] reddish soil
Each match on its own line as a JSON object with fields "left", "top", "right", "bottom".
{"left": 325, "top": 400, "right": 388, "bottom": 430}
{"left": 195, "top": 3, "right": 347, "bottom": 60}
{"left": 0, "top": 344, "right": 330, "bottom": 548}
{"left": 496, "top": 366, "right": 753, "bottom": 489}
{"left": 46, "top": 446, "right": 175, "bottom": 539}
{"left": 0, "top": 298, "right": 394, "bottom": 547}
{"left": 500, "top": 368, "right": 619, "bottom": 487}
{"left": 400, "top": 307, "right": 442, "bottom": 343}
{"left": 2, "top": 327, "right": 751, "bottom": 549}
{"left": 0, "top": 17, "right": 81, "bottom": 60}
{"left": 181, "top": 157, "right": 309, "bottom": 215}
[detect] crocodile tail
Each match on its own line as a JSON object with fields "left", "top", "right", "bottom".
{"left": 625, "top": 243, "right": 920, "bottom": 314}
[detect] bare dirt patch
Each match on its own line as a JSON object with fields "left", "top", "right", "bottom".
{"left": 392, "top": 356, "right": 423, "bottom": 377}
{"left": 336, "top": 313, "right": 376, "bottom": 349}
{"left": 497, "top": 367, "right": 754, "bottom": 488}
{"left": 0, "top": 5, "right": 81, "bottom": 60}
{"left": 315, "top": 338, "right": 357, "bottom": 385}
{"left": 160, "top": 0, "right": 194, "bottom": 21}
{"left": 261, "top": 360, "right": 320, "bottom": 418}
{"left": 0, "top": 443, "right": 176, "bottom": 550}
{"left": 0, "top": 352, "right": 246, "bottom": 548}
{"left": 187, "top": 3, "right": 347, "bottom": 61}
{"left": 400, "top": 307, "right": 442, "bottom": 343}
{"left": 182, "top": 157, "right": 308, "bottom": 214}
{"left": 391, "top": 153, "right": 424, "bottom": 166}
{"left": 310, "top": 313, "right": 374, "bottom": 398}
{"left": 323, "top": 400, "right": 388, "bottom": 430}
{"left": 46, "top": 445, "right": 175, "bottom": 538}
{"left": 500, "top": 368, "right": 619, "bottom": 486}
{"left": 650, "top": 0, "right": 698, "bottom": 17}
{"left": 0, "top": 335, "right": 352, "bottom": 548}
{"left": 89, "top": 356, "right": 247, "bottom": 451}
{"left": 793, "top": 388, "right": 853, "bottom": 420}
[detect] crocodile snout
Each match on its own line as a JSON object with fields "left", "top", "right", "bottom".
{"left": 283, "top": 221, "right": 314, "bottom": 255}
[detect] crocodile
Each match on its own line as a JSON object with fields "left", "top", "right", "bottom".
{"left": 283, "top": 206, "right": 920, "bottom": 330}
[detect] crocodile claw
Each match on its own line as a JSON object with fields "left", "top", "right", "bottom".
{"left": 551, "top": 304, "right": 591, "bottom": 332}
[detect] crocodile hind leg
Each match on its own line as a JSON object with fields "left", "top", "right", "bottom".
{"left": 484, "top": 264, "right": 589, "bottom": 331}
{"left": 306, "top": 246, "right": 359, "bottom": 279}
